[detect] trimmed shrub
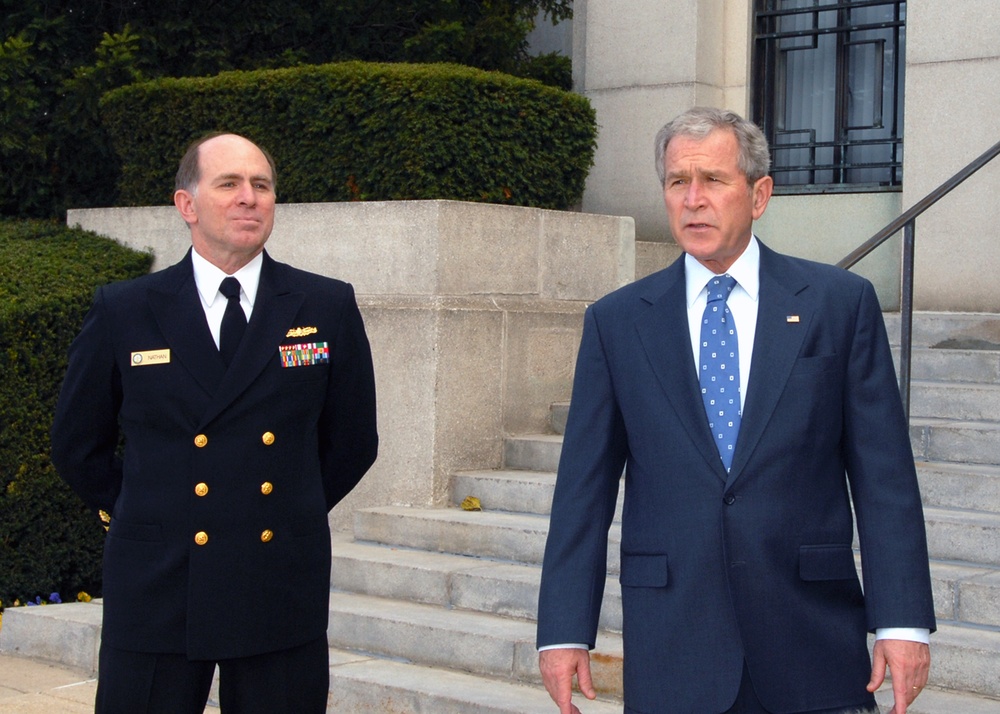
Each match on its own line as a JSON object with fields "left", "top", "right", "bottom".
{"left": 101, "top": 61, "right": 596, "bottom": 210}
{"left": 0, "top": 220, "right": 152, "bottom": 606}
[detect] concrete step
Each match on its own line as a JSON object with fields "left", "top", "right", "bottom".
{"left": 326, "top": 647, "right": 623, "bottom": 714}
{"left": 911, "top": 417, "right": 1000, "bottom": 467}
{"left": 927, "top": 623, "right": 1000, "bottom": 700}
{"left": 330, "top": 533, "right": 623, "bottom": 632}
{"left": 885, "top": 311, "right": 1000, "bottom": 350}
{"left": 917, "top": 461, "right": 1000, "bottom": 512}
{"left": 327, "top": 587, "right": 1000, "bottom": 701}
{"left": 452, "top": 469, "right": 558, "bottom": 516}
{"left": 325, "top": 590, "right": 625, "bottom": 693}
{"left": 345, "top": 502, "right": 1000, "bottom": 629}
{"left": 902, "top": 346, "right": 1000, "bottom": 384}
{"left": 504, "top": 434, "right": 563, "bottom": 472}
{"left": 909, "top": 380, "right": 1000, "bottom": 421}
{"left": 515, "top": 421, "right": 1000, "bottom": 482}
{"left": 451, "top": 468, "right": 625, "bottom": 519}
{"left": 352, "top": 505, "right": 622, "bottom": 574}
{"left": 875, "top": 683, "right": 1000, "bottom": 714}
{"left": 923, "top": 507, "right": 1000, "bottom": 566}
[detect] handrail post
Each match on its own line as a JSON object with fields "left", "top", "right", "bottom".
{"left": 898, "top": 220, "right": 915, "bottom": 421}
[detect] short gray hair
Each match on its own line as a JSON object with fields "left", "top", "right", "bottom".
{"left": 654, "top": 107, "right": 771, "bottom": 187}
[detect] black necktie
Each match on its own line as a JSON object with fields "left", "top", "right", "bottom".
{"left": 218, "top": 277, "right": 246, "bottom": 366}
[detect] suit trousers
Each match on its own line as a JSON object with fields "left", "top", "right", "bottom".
{"left": 721, "top": 660, "right": 878, "bottom": 714}
{"left": 95, "top": 636, "right": 329, "bottom": 714}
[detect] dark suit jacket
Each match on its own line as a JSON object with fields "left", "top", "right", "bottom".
{"left": 536, "top": 242, "right": 935, "bottom": 714}
{"left": 51, "top": 250, "right": 377, "bottom": 660}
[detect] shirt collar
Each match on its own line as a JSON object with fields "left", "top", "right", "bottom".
{"left": 191, "top": 248, "right": 264, "bottom": 307}
{"left": 684, "top": 236, "right": 761, "bottom": 306}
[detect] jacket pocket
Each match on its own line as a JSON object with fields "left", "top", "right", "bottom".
{"left": 799, "top": 544, "right": 857, "bottom": 581}
{"left": 107, "top": 519, "right": 162, "bottom": 543}
{"left": 619, "top": 553, "right": 669, "bottom": 587}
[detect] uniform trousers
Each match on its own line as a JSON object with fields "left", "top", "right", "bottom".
{"left": 95, "top": 636, "right": 329, "bottom": 714}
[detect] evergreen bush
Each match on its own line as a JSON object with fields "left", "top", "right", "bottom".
{"left": 102, "top": 61, "right": 596, "bottom": 210}
{"left": 0, "top": 220, "right": 152, "bottom": 606}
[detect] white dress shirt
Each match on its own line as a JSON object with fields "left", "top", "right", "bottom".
{"left": 190, "top": 249, "right": 263, "bottom": 349}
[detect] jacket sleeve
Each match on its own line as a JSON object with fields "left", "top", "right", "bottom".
{"left": 537, "top": 305, "right": 627, "bottom": 649}
{"left": 843, "top": 280, "right": 936, "bottom": 633}
{"left": 50, "top": 286, "right": 124, "bottom": 516}
{"left": 318, "top": 283, "right": 378, "bottom": 511}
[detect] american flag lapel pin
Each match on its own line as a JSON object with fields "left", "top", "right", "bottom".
{"left": 786, "top": 315, "right": 800, "bottom": 323}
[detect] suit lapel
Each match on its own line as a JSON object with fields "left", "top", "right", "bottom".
{"left": 146, "top": 254, "right": 225, "bottom": 397}
{"left": 198, "top": 253, "right": 305, "bottom": 428}
{"left": 726, "top": 244, "right": 812, "bottom": 487}
{"left": 634, "top": 257, "right": 729, "bottom": 481}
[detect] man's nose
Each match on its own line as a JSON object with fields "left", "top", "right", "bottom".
{"left": 236, "top": 182, "right": 256, "bottom": 206}
{"left": 684, "top": 179, "right": 706, "bottom": 208}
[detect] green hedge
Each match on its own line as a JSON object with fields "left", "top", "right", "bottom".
{"left": 0, "top": 220, "right": 152, "bottom": 607}
{"left": 101, "top": 61, "right": 596, "bottom": 209}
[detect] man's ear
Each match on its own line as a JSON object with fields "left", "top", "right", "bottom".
{"left": 174, "top": 189, "right": 197, "bottom": 225}
{"left": 751, "top": 175, "right": 773, "bottom": 221}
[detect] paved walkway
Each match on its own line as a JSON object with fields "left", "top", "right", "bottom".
{"left": 0, "top": 654, "right": 97, "bottom": 714}
{"left": 0, "top": 654, "right": 215, "bottom": 714}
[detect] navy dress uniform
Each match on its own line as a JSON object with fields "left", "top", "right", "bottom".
{"left": 51, "top": 249, "right": 377, "bottom": 711}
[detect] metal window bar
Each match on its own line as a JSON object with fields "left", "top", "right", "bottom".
{"left": 753, "top": 0, "right": 905, "bottom": 189}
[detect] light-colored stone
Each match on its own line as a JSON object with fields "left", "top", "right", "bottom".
{"left": 0, "top": 603, "right": 102, "bottom": 675}
{"left": 67, "top": 201, "right": 633, "bottom": 526}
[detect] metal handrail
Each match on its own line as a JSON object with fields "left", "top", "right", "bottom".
{"left": 836, "top": 138, "right": 1000, "bottom": 421}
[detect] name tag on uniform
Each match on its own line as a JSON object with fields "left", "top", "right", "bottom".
{"left": 131, "top": 349, "right": 171, "bottom": 366}
{"left": 280, "top": 342, "right": 330, "bottom": 368}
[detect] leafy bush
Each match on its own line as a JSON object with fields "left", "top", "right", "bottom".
{"left": 102, "top": 61, "right": 596, "bottom": 210}
{"left": 0, "top": 219, "right": 152, "bottom": 606}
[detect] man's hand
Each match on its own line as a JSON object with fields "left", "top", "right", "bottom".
{"left": 539, "top": 648, "right": 597, "bottom": 714}
{"left": 867, "top": 639, "right": 930, "bottom": 714}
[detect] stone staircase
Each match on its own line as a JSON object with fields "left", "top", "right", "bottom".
{"left": 3, "top": 312, "right": 999, "bottom": 712}
{"left": 323, "top": 311, "right": 1000, "bottom": 713}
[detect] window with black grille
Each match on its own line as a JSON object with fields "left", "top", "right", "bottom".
{"left": 752, "top": 0, "right": 905, "bottom": 192}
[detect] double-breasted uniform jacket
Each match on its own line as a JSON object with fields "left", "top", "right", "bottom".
{"left": 51, "top": 250, "right": 378, "bottom": 661}
{"left": 536, "top": 241, "right": 935, "bottom": 714}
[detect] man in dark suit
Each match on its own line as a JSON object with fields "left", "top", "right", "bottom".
{"left": 536, "top": 108, "right": 935, "bottom": 714}
{"left": 51, "top": 133, "right": 378, "bottom": 713}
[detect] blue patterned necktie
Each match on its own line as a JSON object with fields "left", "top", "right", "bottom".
{"left": 700, "top": 274, "right": 740, "bottom": 471}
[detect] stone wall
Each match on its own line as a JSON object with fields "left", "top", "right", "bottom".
{"left": 67, "top": 201, "right": 635, "bottom": 527}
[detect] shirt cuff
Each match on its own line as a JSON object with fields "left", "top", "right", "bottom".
{"left": 538, "top": 643, "right": 589, "bottom": 652}
{"left": 875, "top": 627, "right": 930, "bottom": 644}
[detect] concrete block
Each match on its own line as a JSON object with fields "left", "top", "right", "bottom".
{"left": 909, "top": 382, "right": 1000, "bottom": 422}
{"left": 923, "top": 507, "right": 1000, "bottom": 566}
{"left": 916, "top": 461, "right": 1000, "bottom": 512}
{"left": 327, "top": 592, "right": 535, "bottom": 679}
{"left": 918, "top": 420, "right": 1000, "bottom": 466}
{"left": 326, "top": 651, "right": 623, "bottom": 714}
{"left": 957, "top": 570, "right": 1000, "bottom": 628}
{"left": 451, "top": 470, "right": 558, "bottom": 515}
{"left": 352, "top": 507, "right": 550, "bottom": 565}
{"left": 0, "top": 602, "right": 103, "bottom": 675}
{"left": 504, "top": 434, "right": 564, "bottom": 472}
{"left": 929, "top": 624, "right": 1000, "bottom": 699}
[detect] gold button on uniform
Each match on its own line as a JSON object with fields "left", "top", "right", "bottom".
{"left": 194, "top": 531, "right": 209, "bottom": 545}
{"left": 260, "top": 529, "right": 274, "bottom": 543}
{"left": 262, "top": 432, "right": 275, "bottom": 446}
{"left": 195, "top": 483, "right": 209, "bottom": 497}
{"left": 261, "top": 482, "right": 274, "bottom": 495}
{"left": 194, "top": 434, "right": 208, "bottom": 448}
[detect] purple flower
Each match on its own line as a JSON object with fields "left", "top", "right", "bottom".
{"left": 49, "top": 593, "right": 62, "bottom": 604}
